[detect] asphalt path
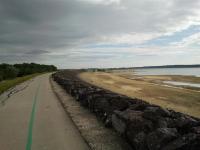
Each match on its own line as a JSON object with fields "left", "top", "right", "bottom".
{"left": 0, "top": 73, "right": 89, "bottom": 150}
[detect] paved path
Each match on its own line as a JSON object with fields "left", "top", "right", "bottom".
{"left": 0, "top": 73, "right": 89, "bottom": 150}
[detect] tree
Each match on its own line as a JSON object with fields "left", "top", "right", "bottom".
{"left": 0, "top": 64, "right": 19, "bottom": 80}
{"left": 0, "top": 63, "right": 57, "bottom": 81}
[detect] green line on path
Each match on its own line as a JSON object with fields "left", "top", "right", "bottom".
{"left": 26, "top": 83, "right": 41, "bottom": 150}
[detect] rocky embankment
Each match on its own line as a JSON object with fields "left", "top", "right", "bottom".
{"left": 53, "top": 70, "right": 200, "bottom": 150}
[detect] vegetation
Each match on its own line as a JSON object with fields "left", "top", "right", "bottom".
{"left": 0, "top": 63, "right": 57, "bottom": 82}
{"left": 0, "top": 73, "right": 42, "bottom": 94}
{"left": 0, "top": 64, "right": 18, "bottom": 81}
{"left": 0, "top": 63, "right": 57, "bottom": 94}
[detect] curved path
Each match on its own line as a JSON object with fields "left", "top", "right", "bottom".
{"left": 0, "top": 73, "right": 89, "bottom": 150}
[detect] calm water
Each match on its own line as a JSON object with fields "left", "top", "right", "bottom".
{"left": 164, "top": 81, "right": 200, "bottom": 88}
{"left": 134, "top": 67, "right": 200, "bottom": 77}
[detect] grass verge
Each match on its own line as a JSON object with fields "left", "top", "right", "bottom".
{"left": 0, "top": 73, "right": 42, "bottom": 94}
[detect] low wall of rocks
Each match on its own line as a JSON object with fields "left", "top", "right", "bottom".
{"left": 53, "top": 71, "right": 200, "bottom": 150}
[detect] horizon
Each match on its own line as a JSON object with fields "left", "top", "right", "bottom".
{"left": 0, "top": 0, "right": 200, "bottom": 68}
{"left": 1, "top": 62, "right": 200, "bottom": 69}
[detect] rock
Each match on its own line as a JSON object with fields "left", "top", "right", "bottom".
{"left": 169, "top": 116, "right": 200, "bottom": 134}
{"left": 129, "top": 102, "right": 149, "bottom": 111}
{"left": 93, "top": 97, "right": 111, "bottom": 116}
{"left": 115, "top": 109, "right": 144, "bottom": 122}
{"left": 157, "top": 118, "right": 168, "bottom": 128}
{"left": 104, "top": 115, "right": 112, "bottom": 127}
{"left": 75, "top": 88, "right": 88, "bottom": 101}
{"left": 109, "top": 98, "right": 130, "bottom": 111}
{"left": 147, "top": 128, "right": 178, "bottom": 150}
{"left": 87, "top": 94, "right": 102, "bottom": 111}
{"left": 192, "top": 126, "right": 200, "bottom": 134}
{"left": 112, "top": 112, "right": 127, "bottom": 134}
{"left": 162, "top": 133, "right": 200, "bottom": 150}
{"left": 126, "top": 131, "right": 148, "bottom": 150}
{"left": 115, "top": 109, "right": 154, "bottom": 148}
{"left": 125, "top": 110, "right": 153, "bottom": 134}
{"left": 143, "top": 106, "right": 171, "bottom": 122}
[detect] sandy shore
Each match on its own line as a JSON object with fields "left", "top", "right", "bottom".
{"left": 79, "top": 71, "right": 200, "bottom": 118}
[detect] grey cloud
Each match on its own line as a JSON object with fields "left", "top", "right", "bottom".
{"left": 0, "top": 0, "right": 200, "bottom": 67}
{"left": 25, "top": 50, "right": 49, "bottom": 55}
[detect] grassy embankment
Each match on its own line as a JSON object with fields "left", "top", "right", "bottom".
{"left": 0, "top": 73, "right": 41, "bottom": 94}
{"left": 79, "top": 72, "right": 200, "bottom": 118}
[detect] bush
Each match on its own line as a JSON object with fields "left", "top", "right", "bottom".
{"left": 0, "top": 63, "right": 57, "bottom": 80}
{"left": 0, "top": 75, "right": 3, "bottom": 82}
{"left": 0, "top": 64, "right": 18, "bottom": 80}
{"left": 14, "top": 63, "right": 57, "bottom": 76}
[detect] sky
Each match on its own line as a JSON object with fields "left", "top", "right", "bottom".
{"left": 0, "top": 0, "right": 200, "bottom": 69}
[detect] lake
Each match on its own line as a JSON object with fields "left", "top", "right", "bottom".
{"left": 164, "top": 81, "right": 200, "bottom": 88}
{"left": 134, "top": 67, "right": 200, "bottom": 77}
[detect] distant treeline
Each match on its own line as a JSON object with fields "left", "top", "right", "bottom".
{"left": 0, "top": 63, "right": 57, "bottom": 81}
{"left": 86, "top": 64, "right": 200, "bottom": 72}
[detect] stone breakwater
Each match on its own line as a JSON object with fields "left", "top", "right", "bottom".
{"left": 53, "top": 71, "right": 200, "bottom": 150}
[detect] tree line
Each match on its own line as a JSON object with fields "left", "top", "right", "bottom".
{"left": 0, "top": 63, "right": 57, "bottom": 81}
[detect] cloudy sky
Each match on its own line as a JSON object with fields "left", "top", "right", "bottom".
{"left": 0, "top": 0, "right": 200, "bottom": 68}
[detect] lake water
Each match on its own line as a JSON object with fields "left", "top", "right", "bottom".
{"left": 134, "top": 67, "right": 200, "bottom": 77}
{"left": 164, "top": 81, "right": 200, "bottom": 88}
{"left": 134, "top": 67, "right": 200, "bottom": 88}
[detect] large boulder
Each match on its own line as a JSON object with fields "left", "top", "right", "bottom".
{"left": 147, "top": 128, "right": 178, "bottom": 150}
{"left": 143, "top": 106, "right": 171, "bottom": 122}
{"left": 147, "top": 106, "right": 171, "bottom": 117}
{"left": 112, "top": 109, "right": 153, "bottom": 137}
{"left": 129, "top": 131, "right": 148, "bottom": 150}
{"left": 162, "top": 133, "right": 200, "bottom": 150}
{"left": 109, "top": 97, "right": 130, "bottom": 111}
{"left": 129, "top": 102, "right": 149, "bottom": 111}
{"left": 93, "top": 97, "right": 111, "bottom": 117}
{"left": 114, "top": 109, "right": 153, "bottom": 149}
{"left": 168, "top": 115, "right": 200, "bottom": 134}
{"left": 192, "top": 126, "right": 200, "bottom": 134}
{"left": 112, "top": 112, "right": 127, "bottom": 134}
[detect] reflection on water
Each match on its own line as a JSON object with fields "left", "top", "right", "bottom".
{"left": 134, "top": 67, "right": 200, "bottom": 77}
{"left": 164, "top": 81, "right": 200, "bottom": 88}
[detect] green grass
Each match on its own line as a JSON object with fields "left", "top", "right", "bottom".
{"left": 0, "top": 73, "right": 42, "bottom": 94}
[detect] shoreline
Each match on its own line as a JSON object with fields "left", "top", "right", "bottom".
{"left": 79, "top": 71, "right": 200, "bottom": 118}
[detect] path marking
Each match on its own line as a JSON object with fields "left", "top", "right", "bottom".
{"left": 26, "top": 83, "right": 41, "bottom": 150}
